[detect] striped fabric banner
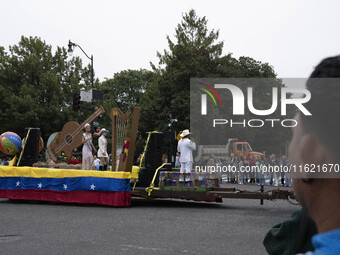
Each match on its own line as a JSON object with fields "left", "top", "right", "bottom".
{"left": 0, "top": 166, "right": 131, "bottom": 207}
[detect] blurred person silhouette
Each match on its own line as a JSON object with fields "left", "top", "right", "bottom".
{"left": 264, "top": 56, "right": 340, "bottom": 255}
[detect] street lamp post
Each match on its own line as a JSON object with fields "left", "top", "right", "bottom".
{"left": 67, "top": 40, "right": 94, "bottom": 97}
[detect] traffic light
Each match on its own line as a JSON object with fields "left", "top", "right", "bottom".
{"left": 72, "top": 93, "right": 81, "bottom": 111}
{"left": 167, "top": 114, "right": 178, "bottom": 128}
{"left": 167, "top": 114, "right": 172, "bottom": 127}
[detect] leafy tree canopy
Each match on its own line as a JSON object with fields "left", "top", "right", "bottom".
{"left": 0, "top": 36, "right": 93, "bottom": 138}
{"left": 0, "top": 10, "right": 290, "bottom": 156}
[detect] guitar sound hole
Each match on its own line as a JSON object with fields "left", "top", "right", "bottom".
{"left": 65, "top": 134, "right": 73, "bottom": 144}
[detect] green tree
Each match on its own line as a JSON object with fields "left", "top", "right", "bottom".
{"left": 0, "top": 36, "right": 93, "bottom": 139}
{"left": 100, "top": 69, "right": 153, "bottom": 112}
{"left": 142, "top": 9, "right": 224, "bottom": 134}
{"left": 141, "top": 9, "right": 277, "bottom": 131}
{"left": 97, "top": 69, "right": 154, "bottom": 134}
{"left": 141, "top": 9, "right": 291, "bottom": 155}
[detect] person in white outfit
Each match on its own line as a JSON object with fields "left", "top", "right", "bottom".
{"left": 177, "top": 129, "right": 196, "bottom": 184}
{"left": 98, "top": 128, "right": 109, "bottom": 171}
{"left": 82, "top": 123, "right": 97, "bottom": 170}
{"left": 93, "top": 155, "right": 101, "bottom": 170}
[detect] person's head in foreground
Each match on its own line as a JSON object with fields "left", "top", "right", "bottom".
{"left": 288, "top": 55, "right": 340, "bottom": 254}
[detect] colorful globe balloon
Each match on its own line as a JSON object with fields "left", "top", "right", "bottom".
{"left": 0, "top": 132, "right": 22, "bottom": 155}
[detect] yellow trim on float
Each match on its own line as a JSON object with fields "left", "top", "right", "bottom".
{"left": 0, "top": 166, "right": 131, "bottom": 179}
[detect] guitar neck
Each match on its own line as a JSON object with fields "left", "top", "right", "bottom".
{"left": 80, "top": 107, "right": 105, "bottom": 128}
{"left": 55, "top": 106, "right": 105, "bottom": 153}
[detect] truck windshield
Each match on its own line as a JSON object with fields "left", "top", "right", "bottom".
{"left": 246, "top": 143, "right": 253, "bottom": 152}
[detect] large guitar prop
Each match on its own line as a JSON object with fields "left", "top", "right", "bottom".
{"left": 47, "top": 107, "right": 105, "bottom": 162}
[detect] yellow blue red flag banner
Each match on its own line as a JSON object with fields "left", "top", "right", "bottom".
{"left": 0, "top": 166, "right": 131, "bottom": 206}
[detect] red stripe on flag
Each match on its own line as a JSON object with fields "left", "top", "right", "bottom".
{"left": 0, "top": 189, "right": 131, "bottom": 207}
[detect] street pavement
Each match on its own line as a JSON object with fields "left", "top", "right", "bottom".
{"left": 0, "top": 184, "right": 299, "bottom": 255}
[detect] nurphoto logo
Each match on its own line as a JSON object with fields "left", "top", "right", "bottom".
{"left": 192, "top": 79, "right": 312, "bottom": 129}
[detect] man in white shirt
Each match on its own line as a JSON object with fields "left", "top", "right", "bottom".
{"left": 177, "top": 129, "right": 196, "bottom": 184}
{"left": 92, "top": 155, "right": 101, "bottom": 170}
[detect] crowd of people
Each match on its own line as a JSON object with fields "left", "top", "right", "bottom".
{"left": 174, "top": 130, "right": 292, "bottom": 187}
{"left": 195, "top": 154, "right": 291, "bottom": 187}
{"left": 0, "top": 158, "right": 11, "bottom": 166}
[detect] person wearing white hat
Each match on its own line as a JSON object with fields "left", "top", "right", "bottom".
{"left": 177, "top": 129, "right": 196, "bottom": 184}
{"left": 98, "top": 128, "right": 109, "bottom": 171}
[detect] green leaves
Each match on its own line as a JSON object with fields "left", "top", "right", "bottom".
{"left": 139, "top": 9, "right": 291, "bottom": 155}
{"left": 0, "top": 9, "right": 291, "bottom": 157}
{"left": 100, "top": 69, "right": 153, "bottom": 111}
{"left": 0, "top": 36, "right": 91, "bottom": 138}
{"left": 144, "top": 9, "right": 225, "bottom": 134}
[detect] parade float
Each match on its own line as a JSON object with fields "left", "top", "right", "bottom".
{"left": 0, "top": 107, "right": 137, "bottom": 207}
{"left": 0, "top": 106, "right": 295, "bottom": 207}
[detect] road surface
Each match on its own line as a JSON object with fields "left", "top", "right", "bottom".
{"left": 0, "top": 184, "right": 299, "bottom": 255}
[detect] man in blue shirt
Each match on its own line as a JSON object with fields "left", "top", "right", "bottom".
{"left": 289, "top": 56, "right": 340, "bottom": 254}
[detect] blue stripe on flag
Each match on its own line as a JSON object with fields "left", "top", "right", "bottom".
{"left": 0, "top": 176, "right": 131, "bottom": 192}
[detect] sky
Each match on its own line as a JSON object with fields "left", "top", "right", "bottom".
{"left": 2, "top": 0, "right": 340, "bottom": 81}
